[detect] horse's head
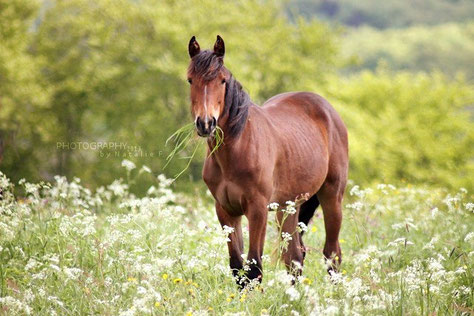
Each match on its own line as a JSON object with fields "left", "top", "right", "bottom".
{"left": 187, "top": 35, "right": 229, "bottom": 137}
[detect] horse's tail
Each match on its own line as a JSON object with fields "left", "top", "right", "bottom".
{"left": 298, "top": 193, "right": 319, "bottom": 235}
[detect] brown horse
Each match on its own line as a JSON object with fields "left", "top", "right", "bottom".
{"left": 187, "top": 35, "right": 348, "bottom": 286}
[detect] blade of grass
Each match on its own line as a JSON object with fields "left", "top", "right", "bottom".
{"left": 165, "top": 122, "right": 225, "bottom": 180}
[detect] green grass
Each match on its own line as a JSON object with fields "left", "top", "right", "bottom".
{"left": 165, "top": 123, "right": 225, "bottom": 180}
{"left": 0, "top": 168, "right": 473, "bottom": 315}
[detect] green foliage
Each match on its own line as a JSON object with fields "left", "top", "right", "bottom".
{"left": 0, "top": 0, "right": 50, "bottom": 181}
{"left": 342, "top": 23, "right": 474, "bottom": 79}
{"left": 290, "top": 0, "right": 474, "bottom": 28}
{"left": 0, "top": 0, "right": 473, "bottom": 194}
{"left": 0, "top": 0, "right": 338, "bottom": 191}
{"left": 326, "top": 70, "right": 474, "bottom": 191}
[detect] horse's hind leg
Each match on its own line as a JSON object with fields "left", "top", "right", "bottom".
{"left": 317, "top": 178, "right": 346, "bottom": 271}
{"left": 298, "top": 194, "right": 320, "bottom": 259}
{"left": 277, "top": 210, "right": 305, "bottom": 278}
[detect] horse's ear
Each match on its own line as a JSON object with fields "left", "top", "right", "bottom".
{"left": 213, "top": 35, "right": 225, "bottom": 58}
{"left": 188, "top": 36, "right": 200, "bottom": 58}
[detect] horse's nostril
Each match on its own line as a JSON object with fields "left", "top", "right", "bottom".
{"left": 211, "top": 117, "right": 217, "bottom": 128}
{"left": 196, "top": 117, "right": 204, "bottom": 129}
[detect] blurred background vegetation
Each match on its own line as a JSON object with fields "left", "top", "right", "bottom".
{"left": 1, "top": 0, "right": 473, "bottom": 193}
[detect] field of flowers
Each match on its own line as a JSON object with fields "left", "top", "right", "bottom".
{"left": 0, "top": 162, "right": 473, "bottom": 315}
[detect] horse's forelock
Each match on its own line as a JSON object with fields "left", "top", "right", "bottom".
{"left": 188, "top": 50, "right": 223, "bottom": 82}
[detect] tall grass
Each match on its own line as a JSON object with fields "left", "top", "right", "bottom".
{"left": 0, "top": 169, "right": 472, "bottom": 315}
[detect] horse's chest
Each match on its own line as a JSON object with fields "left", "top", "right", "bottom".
{"left": 209, "top": 179, "right": 245, "bottom": 214}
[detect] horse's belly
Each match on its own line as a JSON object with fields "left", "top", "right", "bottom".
{"left": 271, "top": 142, "right": 328, "bottom": 203}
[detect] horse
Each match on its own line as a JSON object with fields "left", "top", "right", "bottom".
{"left": 187, "top": 35, "right": 348, "bottom": 287}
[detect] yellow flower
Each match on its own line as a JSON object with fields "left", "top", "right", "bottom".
{"left": 226, "top": 297, "right": 232, "bottom": 302}
{"left": 173, "top": 278, "right": 183, "bottom": 284}
{"left": 229, "top": 293, "right": 236, "bottom": 299}
{"left": 240, "top": 293, "right": 247, "bottom": 302}
{"left": 154, "top": 302, "right": 160, "bottom": 307}
{"left": 186, "top": 312, "right": 193, "bottom": 316}
{"left": 192, "top": 282, "right": 199, "bottom": 287}
{"left": 302, "top": 278, "right": 312, "bottom": 285}
{"left": 127, "top": 277, "right": 137, "bottom": 283}
{"left": 311, "top": 226, "right": 317, "bottom": 233}
{"left": 208, "top": 307, "right": 214, "bottom": 311}
{"left": 218, "top": 289, "right": 223, "bottom": 295}
{"left": 162, "top": 273, "right": 168, "bottom": 280}
{"left": 261, "top": 309, "right": 269, "bottom": 315}
{"left": 188, "top": 289, "right": 195, "bottom": 297}
{"left": 339, "top": 239, "right": 346, "bottom": 244}
{"left": 342, "top": 270, "right": 347, "bottom": 275}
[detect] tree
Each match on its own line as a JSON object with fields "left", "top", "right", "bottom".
{"left": 0, "top": 0, "right": 49, "bottom": 182}
{"left": 24, "top": 0, "right": 339, "bottom": 190}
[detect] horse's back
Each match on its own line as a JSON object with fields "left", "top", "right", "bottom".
{"left": 262, "top": 91, "right": 348, "bottom": 150}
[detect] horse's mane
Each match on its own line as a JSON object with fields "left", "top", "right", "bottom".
{"left": 188, "top": 50, "right": 250, "bottom": 138}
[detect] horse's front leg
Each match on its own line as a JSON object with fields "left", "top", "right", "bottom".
{"left": 215, "top": 203, "right": 244, "bottom": 284}
{"left": 245, "top": 199, "right": 268, "bottom": 285}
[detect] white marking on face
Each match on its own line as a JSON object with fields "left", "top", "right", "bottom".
{"left": 194, "top": 84, "right": 219, "bottom": 129}
{"left": 203, "top": 85, "right": 208, "bottom": 129}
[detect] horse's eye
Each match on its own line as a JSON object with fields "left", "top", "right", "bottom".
{"left": 187, "top": 78, "right": 192, "bottom": 84}
{"left": 221, "top": 79, "right": 226, "bottom": 84}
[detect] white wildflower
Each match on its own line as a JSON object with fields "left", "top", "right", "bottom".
{"left": 464, "top": 232, "right": 474, "bottom": 243}
{"left": 282, "top": 232, "right": 293, "bottom": 242}
{"left": 147, "top": 185, "right": 156, "bottom": 195}
{"left": 388, "top": 238, "right": 414, "bottom": 247}
{"left": 465, "top": 202, "right": 474, "bottom": 213}
{"left": 283, "top": 201, "right": 297, "bottom": 214}
{"left": 267, "top": 202, "right": 279, "bottom": 211}
{"left": 63, "top": 267, "right": 83, "bottom": 280}
{"left": 297, "top": 222, "right": 308, "bottom": 233}
{"left": 121, "top": 159, "right": 136, "bottom": 171}
{"left": 140, "top": 165, "right": 152, "bottom": 173}
{"left": 346, "top": 201, "right": 363, "bottom": 211}
{"left": 285, "top": 286, "right": 300, "bottom": 301}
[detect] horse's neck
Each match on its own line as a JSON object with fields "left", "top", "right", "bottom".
{"left": 207, "top": 106, "right": 253, "bottom": 164}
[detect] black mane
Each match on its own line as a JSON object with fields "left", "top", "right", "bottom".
{"left": 188, "top": 50, "right": 250, "bottom": 138}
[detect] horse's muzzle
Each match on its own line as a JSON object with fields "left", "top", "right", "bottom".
{"left": 196, "top": 116, "right": 216, "bottom": 137}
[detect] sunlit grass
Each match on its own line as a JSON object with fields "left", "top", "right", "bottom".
{"left": 0, "top": 169, "right": 472, "bottom": 315}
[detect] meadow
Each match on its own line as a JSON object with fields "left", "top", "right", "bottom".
{"left": 1, "top": 162, "right": 472, "bottom": 315}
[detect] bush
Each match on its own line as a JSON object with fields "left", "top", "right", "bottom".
{"left": 326, "top": 70, "right": 474, "bottom": 191}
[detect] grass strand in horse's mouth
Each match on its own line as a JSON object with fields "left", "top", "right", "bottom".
{"left": 164, "top": 123, "right": 224, "bottom": 180}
